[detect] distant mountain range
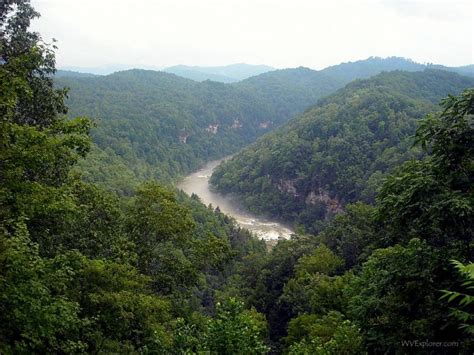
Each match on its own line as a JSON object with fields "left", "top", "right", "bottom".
{"left": 320, "top": 57, "right": 474, "bottom": 81}
{"left": 162, "top": 63, "right": 275, "bottom": 83}
{"left": 60, "top": 64, "right": 161, "bottom": 75}
{"left": 55, "top": 57, "right": 474, "bottom": 194}
{"left": 58, "top": 57, "right": 473, "bottom": 82}
{"left": 58, "top": 63, "right": 274, "bottom": 81}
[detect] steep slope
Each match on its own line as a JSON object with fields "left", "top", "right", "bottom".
{"left": 57, "top": 66, "right": 354, "bottom": 194}
{"left": 210, "top": 70, "right": 474, "bottom": 233}
{"left": 57, "top": 70, "right": 275, "bottom": 192}
{"left": 163, "top": 63, "right": 275, "bottom": 82}
{"left": 57, "top": 58, "right": 473, "bottom": 195}
{"left": 233, "top": 67, "right": 345, "bottom": 119}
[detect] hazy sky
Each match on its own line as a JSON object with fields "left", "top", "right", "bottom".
{"left": 30, "top": 0, "right": 473, "bottom": 70}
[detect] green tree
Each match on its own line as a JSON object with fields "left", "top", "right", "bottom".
{"left": 0, "top": 0, "right": 92, "bottom": 250}
{"left": 0, "top": 221, "right": 85, "bottom": 353}
{"left": 343, "top": 90, "right": 474, "bottom": 353}
{"left": 207, "top": 298, "right": 270, "bottom": 354}
{"left": 62, "top": 254, "right": 173, "bottom": 353}
{"left": 346, "top": 239, "right": 446, "bottom": 352}
{"left": 294, "top": 244, "right": 343, "bottom": 277}
{"left": 281, "top": 272, "right": 352, "bottom": 318}
{"left": 126, "top": 183, "right": 197, "bottom": 294}
{"left": 1, "top": 0, "right": 68, "bottom": 128}
{"left": 245, "top": 236, "right": 317, "bottom": 345}
{"left": 318, "top": 202, "right": 378, "bottom": 269}
{"left": 376, "top": 89, "right": 474, "bottom": 255}
{"left": 441, "top": 260, "right": 474, "bottom": 335}
{"left": 285, "top": 311, "right": 363, "bottom": 355}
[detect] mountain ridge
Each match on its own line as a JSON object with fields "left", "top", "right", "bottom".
{"left": 162, "top": 63, "right": 275, "bottom": 82}
{"left": 55, "top": 58, "right": 474, "bottom": 195}
{"left": 59, "top": 57, "right": 473, "bottom": 82}
{"left": 210, "top": 69, "right": 474, "bottom": 233}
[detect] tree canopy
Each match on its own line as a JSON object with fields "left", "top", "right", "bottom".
{"left": 1, "top": 1, "right": 473, "bottom": 353}
{"left": 210, "top": 70, "right": 474, "bottom": 234}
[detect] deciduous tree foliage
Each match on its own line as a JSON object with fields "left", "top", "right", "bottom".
{"left": 215, "top": 89, "right": 473, "bottom": 353}
{"left": 377, "top": 89, "right": 474, "bottom": 255}
{"left": 441, "top": 260, "right": 474, "bottom": 335}
{"left": 0, "top": 1, "right": 269, "bottom": 353}
{"left": 285, "top": 311, "right": 363, "bottom": 354}
{"left": 1, "top": 1, "right": 473, "bottom": 353}
{"left": 54, "top": 57, "right": 467, "bottom": 195}
{"left": 210, "top": 71, "right": 474, "bottom": 234}
{"left": 207, "top": 298, "right": 270, "bottom": 354}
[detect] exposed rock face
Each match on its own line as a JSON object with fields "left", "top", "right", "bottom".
{"left": 231, "top": 119, "right": 242, "bottom": 129}
{"left": 179, "top": 129, "right": 189, "bottom": 143}
{"left": 259, "top": 120, "right": 272, "bottom": 129}
{"left": 277, "top": 178, "right": 343, "bottom": 216}
{"left": 305, "top": 188, "right": 343, "bottom": 214}
{"left": 277, "top": 178, "right": 343, "bottom": 218}
{"left": 206, "top": 124, "right": 219, "bottom": 134}
{"left": 277, "top": 179, "right": 299, "bottom": 197}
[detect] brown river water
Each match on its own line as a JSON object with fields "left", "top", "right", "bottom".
{"left": 176, "top": 157, "right": 293, "bottom": 241}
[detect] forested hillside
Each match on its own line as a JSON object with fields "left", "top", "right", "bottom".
{"left": 235, "top": 89, "right": 474, "bottom": 352}
{"left": 1, "top": 3, "right": 271, "bottom": 352}
{"left": 55, "top": 70, "right": 97, "bottom": 78}
{"left": 56, "top": 66, "right": 346, "bottom": 194}
{"left": 211, "top": 70, "right": 474, "bottom": 233}
{"left": 232, "top": 67, "right": 345, "bottom": 121}
{"left": 2, "top": 1, "right": 473, "bottom": 354}
{"left": 57, "top": 70, "right": 272, "bottom": 193}
{"left": 320, "top": 56, "right": 474, "bottom": 83}
{"left": 58, "top": 56, "right": 474, "bottom": 196}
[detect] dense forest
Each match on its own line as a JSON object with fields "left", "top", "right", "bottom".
{"left": 55, "top": 68, "right": 342, "bottom": 194}
{"left": 55, "top": 55, "right": 474, "bottom": 195}
{"left": 211, "top": 70, "right": 474, "bottom": 233}
{"left": 57, "top": 70, "right": 273, "bottom": 193}
{"left": 1, "top": 1, "right": 473, "bottom": 354}
{"left": 55, "top": 63, "right": 352, "bottom": 194}
{"left": 1, "top": 3, "right": 270, "bottom": 352}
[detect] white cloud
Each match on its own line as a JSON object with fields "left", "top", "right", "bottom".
{"left": 30, "top": 0, "right": 473, "bottom": 69}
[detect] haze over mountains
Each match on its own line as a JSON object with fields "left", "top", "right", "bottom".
{"left": 59, "top": 56, "right": 474, "bottom": 83}
{"left": 59, "top": 63, "right": 275, "bottom": 81}
{"left": 60, "top": 64, "right": 161, "bottom": 75}
{"left": 54, "top": 56, "right": 474, "bottom": 196}
{"left": 320, "top": 56, "right": 474, "bottom": 82}
{"left": 163, "top": 63, "right": 275, "bottom": 83}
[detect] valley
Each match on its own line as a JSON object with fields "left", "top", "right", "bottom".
{"left": 2, "top": 1, "right": 473, "bottom": 352}
{"left": 210, "top": 69, "right": 474, "bottom": 234}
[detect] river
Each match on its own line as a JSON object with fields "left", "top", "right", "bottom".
{"left": 177, "top": 157, "right": 293, "bottom": 241}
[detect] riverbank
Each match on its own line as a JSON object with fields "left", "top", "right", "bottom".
{"left": 176, "top": 157, "right": 293, "bottom": 241}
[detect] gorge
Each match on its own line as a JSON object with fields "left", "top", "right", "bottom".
{"left": 177, "top": 157, "right": 293, "bottom": 240}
